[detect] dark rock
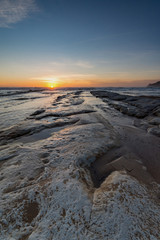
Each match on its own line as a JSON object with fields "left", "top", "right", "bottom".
{"left": 148, "top": 127, "right": 160, "bottom": 137}
{"left": 147, "top": 81, "right": 160, "bottom": 88}
{"left": 30, "top": 109, "right": 45, "bottom": 116}
{"left": 91, "top": 90, "right": 127, "bottom": 101}
{"left": 149, "top": 117, "right": 160, "bottom": 125}
{"left": 91, "top": 90, "right": 160, "bottom": 119}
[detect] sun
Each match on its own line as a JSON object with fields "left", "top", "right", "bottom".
{"left": 48, "top": 78, "right": 58, "bottom": 89}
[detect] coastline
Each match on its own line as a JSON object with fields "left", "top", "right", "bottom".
{"left": 0, "top": 88, "right": 160, "bottom": 239}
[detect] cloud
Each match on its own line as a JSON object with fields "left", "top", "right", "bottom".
{"left": 50, "top": 59, "right": 94, "bottom": 69}
{"left": 31, "top": 73, "right": 96, "bottom": 82}
{"left": 0, "top": 0, "right": 37, "bottom": 28}
{"left": 75, "top": 61, "right": 93, "bottom": 69}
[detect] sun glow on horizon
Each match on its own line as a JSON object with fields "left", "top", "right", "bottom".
{"left": 37, "top": 77, "right": 58, "bottom": 89}
{"left": 50, "top": 85, "right": 54, "bottom": 89}
{"left": 49, "top": 80, "right": 57, "bottom": 89}
{"left": 1, "top": 74, "right": 159, "bottom": 88}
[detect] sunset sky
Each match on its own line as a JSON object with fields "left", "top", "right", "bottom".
{"left": 0, "top": 0, "right": 160, "bottom": 88}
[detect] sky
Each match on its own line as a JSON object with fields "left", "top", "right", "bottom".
{"left": 0, "top": 0, "right": 160, "bottom": 88}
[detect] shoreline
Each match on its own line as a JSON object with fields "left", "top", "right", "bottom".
{"left": 1, "top": 89, "right": 160, "bottom": 239}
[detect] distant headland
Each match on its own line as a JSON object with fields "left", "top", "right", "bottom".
{"left": 147, "top": 81, "right": 160, "bottom": 87}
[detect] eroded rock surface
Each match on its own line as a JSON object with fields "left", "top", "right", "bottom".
{"left": 91, "top": 90, "right": 160, "bottom": 137}
{"left": 1, "top": 89, "right": 160, "bottom": 240}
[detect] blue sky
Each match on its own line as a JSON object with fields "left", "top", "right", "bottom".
{"left": 0, "top": 0, "right": 160, "bottom": 87}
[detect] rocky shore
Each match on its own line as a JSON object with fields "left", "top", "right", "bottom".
{"left": 148, "top": 81, "right": 160, "bottom": 88}
{"left": 0, "top": 89, "right": 160, "bottom": 239}
{"left": 91, "top": 90, "right": 160, "bottom": 137}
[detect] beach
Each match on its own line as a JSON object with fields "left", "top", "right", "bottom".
{"left": 0, "top": 87, "right": 160, "bottom": 239}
